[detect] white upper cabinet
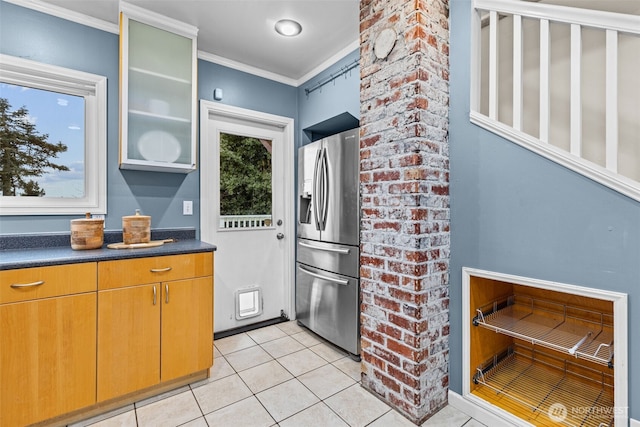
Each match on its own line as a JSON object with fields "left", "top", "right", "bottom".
{"left": 119, "top": 3, "right": 198, "bottom": 173}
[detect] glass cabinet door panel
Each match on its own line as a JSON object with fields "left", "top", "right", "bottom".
{"left": 127, "top": 117, "right": 191, "bottom": 164}
{"left": 119, "top": 7, "right": 197, "bottom": 173}
{"left": 128, "top": 20, "right": 192, "bottom": 81}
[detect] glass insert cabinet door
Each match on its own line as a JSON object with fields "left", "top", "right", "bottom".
{"left": 119, "top": 3, "right": 198, "bottom": 173}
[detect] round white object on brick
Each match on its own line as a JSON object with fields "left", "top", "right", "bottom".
{"left": 374, "top": 28, "right": 396, "bottom": 59}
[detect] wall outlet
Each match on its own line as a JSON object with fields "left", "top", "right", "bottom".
{"left": 183, "top": 200, "right": 193, "bottom": 215}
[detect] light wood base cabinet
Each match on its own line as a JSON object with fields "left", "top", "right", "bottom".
{"left": 0, "top": 263, "right": 97, "bottom": 427}
{"left": 97, "top": 253, "right": 213, "bottom": 402}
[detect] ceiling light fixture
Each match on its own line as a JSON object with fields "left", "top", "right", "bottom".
{"left": 274, "top": 19, "right": 302, "bottom": 37}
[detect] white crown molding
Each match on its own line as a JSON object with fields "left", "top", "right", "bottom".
{"left": 3, "top": 0, "right": 119, "bottom": 34}
{"left": 198, "top": 38, "right": 360, "bottom": 88}
{"left": 120, "top": 1, "right": 197, "bottom": 38}
{"left": 196, "top": 50, "right": 299, "bottom": 87}
{"left": 296, "top": 39, "right": 360, "bottom": 85}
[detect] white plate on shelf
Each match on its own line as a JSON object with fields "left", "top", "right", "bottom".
{"left": 137, "top": 130, "right": 181, "bottom": 163}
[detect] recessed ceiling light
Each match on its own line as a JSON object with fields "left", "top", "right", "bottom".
{"left": 274, "top": 19, "right": 302, "bottom": 37}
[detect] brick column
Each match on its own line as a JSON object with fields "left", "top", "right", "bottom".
{"left": 359, "top": 0, "right": 450, "bottom": 423}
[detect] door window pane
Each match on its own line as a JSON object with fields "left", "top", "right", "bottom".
{"left": 219, "top": 133, "right": 273, "bottom": 229}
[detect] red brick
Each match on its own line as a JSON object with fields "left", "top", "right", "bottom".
{"left": 375, "top": 370, "right": 401, "bottom": 393}
{"left": 361, "top": 255, "right": 384, "bottom": 268}
{"left": 373, "top": 221, "right": 402, "bottom": 232}
{"left": 373, "top": 170, "right": 401, "bottom": 182}
{"left": 362, "top": 327, "right": 386, "bottom": 345}
{"left": 388, "top": 364, "right": 419, "bottom": 388}
{"left": 373, "top": 345, "right": 401, "bottom": 367}
{"left": 362, "top": 349, "right": 387, "bottom": 371}
{"left": 378, "top": 322, "right": 403, "bottom": 340}
{"left": 374, "top": 295, "right": 401, "bottom": 312}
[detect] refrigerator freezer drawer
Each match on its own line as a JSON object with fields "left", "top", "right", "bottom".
{"left": 295, "top": 263, "right": 360, "bottom": 356}
{"left": 297, "top": 238, "right": 359, "bottom": 278}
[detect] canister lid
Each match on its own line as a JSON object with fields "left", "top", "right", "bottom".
{"left": 123, "top": 209, "right": 150, "bottom": 220}
{"left": 71, "top": 212, "right": 104, "bottom": 224}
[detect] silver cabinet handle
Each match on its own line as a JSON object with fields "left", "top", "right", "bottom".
{"left": 276, "top": 233, "right": 285, "bottom": 240}
{"left": 298, "top": 241, "right": 350, "bottom": 254}
{"left": 165, "top": 284, "right": 169, "bottom": 304}
{"left": 297, "top": 265, "right": 349, "bottom": 286}
{"left": 150, "top": 267, "right": 172, "bottom": 273}
{"left": 10, "top": 280, "right": 45, "bottom": 289}
{"left": 153, "top": 285, "right": 157, "bottom": 305}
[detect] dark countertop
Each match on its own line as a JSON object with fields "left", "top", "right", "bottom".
{"left": 0, "top": 229, "right": 216, "bottom": 270}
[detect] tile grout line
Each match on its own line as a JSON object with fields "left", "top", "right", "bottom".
{"left": 211, "top": 326, "right": 364, "bottom": 426}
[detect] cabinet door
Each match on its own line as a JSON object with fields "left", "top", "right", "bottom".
{"left": 161, "top": 277, "right": 213, "bottom": 381}
{"left": 119, "top": 5, "right": 198, "bottom": 173}
{"left": 97, "top": 284, "right": 160, "bottom": 401}
{"left": 0, "top": 294, "right": 96, "bottom": 427}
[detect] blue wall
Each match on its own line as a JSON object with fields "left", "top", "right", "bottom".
{"left": 0, "top": 1, "right": 298, "bottom": 237}
{"left": 449, "top": 0, "right": 639, "bottom": 418}
{"left": 297, "top": 49, "right": 360, "bottom": 145}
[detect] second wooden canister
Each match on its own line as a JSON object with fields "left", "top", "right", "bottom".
{"left": 122, "top": 209, "right": 151, "bottom": 244}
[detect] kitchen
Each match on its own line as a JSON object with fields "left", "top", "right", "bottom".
{"left": 1, "top": 0, "right": 639, "bottom": 426}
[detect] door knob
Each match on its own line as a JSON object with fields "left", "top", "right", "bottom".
{"left": 276, "top": 233, "right": 285, "bottom": 240}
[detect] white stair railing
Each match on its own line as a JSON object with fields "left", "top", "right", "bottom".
{"left": 471, "top": 0, "right": 640, "bottom": 202}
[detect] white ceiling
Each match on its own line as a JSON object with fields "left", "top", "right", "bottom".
{"left": 16, "top": 0, "right": 360, "bottom": 86}
{"left": 9, "top": 0, "right": 639, "bottom": 86}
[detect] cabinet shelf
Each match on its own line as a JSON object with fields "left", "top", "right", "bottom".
{"left": 129, "top": 66, "right": 190, "bottom": 84}
{"left": 473, "top": 344, "right": 614, "bottom": 427}
{"left": 473, "top": 295, "right": 613, "bottom": 367}
{"left": 129, "top": 109, "right": 190, "bottom": 123}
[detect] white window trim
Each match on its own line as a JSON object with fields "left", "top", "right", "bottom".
{"left": 0, "top": 54, "right": 107, "bottom": 215}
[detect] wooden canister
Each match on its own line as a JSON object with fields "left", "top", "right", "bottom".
{"left": 70, "top": 213, "right": 104, "bottom": 250}
{"left": 122, "top": 209, "right": 151, "bottom": 244}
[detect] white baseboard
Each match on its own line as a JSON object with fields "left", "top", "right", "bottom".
{"left": 630, "top": 417, "right": 640, "bottom": 427}
{"left": 447, "top": 390, "right": 533, "bottom": 427}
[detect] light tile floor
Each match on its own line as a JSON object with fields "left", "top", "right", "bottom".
{"left": 71, "top": 321, "right": 485, "bottom": 427}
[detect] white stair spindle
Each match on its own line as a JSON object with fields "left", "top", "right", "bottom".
{"left": 570, "top": 24, "right": 582, "bottom": 157}
{"left": 539, "top": 19, "right": 550, "bottom": 143}
{"left": 470, "top": 6, "right": 482, "bottom": 112}
{"left": 606, "top": 29, "right": 618, "bottom": 173}
{"left": 489, "top": 10, "right": 499, "bottom": 120}
{"left": 513, "top": 14, "right": 523, "bottom": 131}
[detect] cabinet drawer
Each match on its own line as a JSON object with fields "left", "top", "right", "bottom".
{"left": 98, "top": 252, "right": 213, "bottom": 290}
{"left": 0, "top": 263, "right": 97, "bottom": 304}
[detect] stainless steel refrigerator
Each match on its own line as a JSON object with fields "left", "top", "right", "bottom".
{"left": 296, "top": 128, "right": 360, "bottom": 357}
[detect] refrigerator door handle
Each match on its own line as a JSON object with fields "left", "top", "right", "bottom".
{"left": 298, "top": 241, "right": 351, "bottom": 255}
{"left": 312, "top": 147, "right": 323, "bottom": 231}
{"left": 320, "top": 147, "right": 329, "bottom": 231}
{"left": 297, "top": 265, "right": 349, "bottom": 286}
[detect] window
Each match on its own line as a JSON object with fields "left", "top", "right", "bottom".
{"left": 218, "top": 132, "right": 273, "bottom": 229}
{"left": 0, "top": 54, "right": 107, "bottom": 215}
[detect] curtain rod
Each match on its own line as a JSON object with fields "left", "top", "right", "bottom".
{"left": 304, "top": 58, "right": 359, "bottom": 96}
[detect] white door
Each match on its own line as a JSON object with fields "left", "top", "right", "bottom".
{"left": 200, "top": 102, "right": 295, "bottom": 333}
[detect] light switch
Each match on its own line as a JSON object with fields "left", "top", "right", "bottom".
{"left": 183, "top": 200, "right": 193, "bottom": 215}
